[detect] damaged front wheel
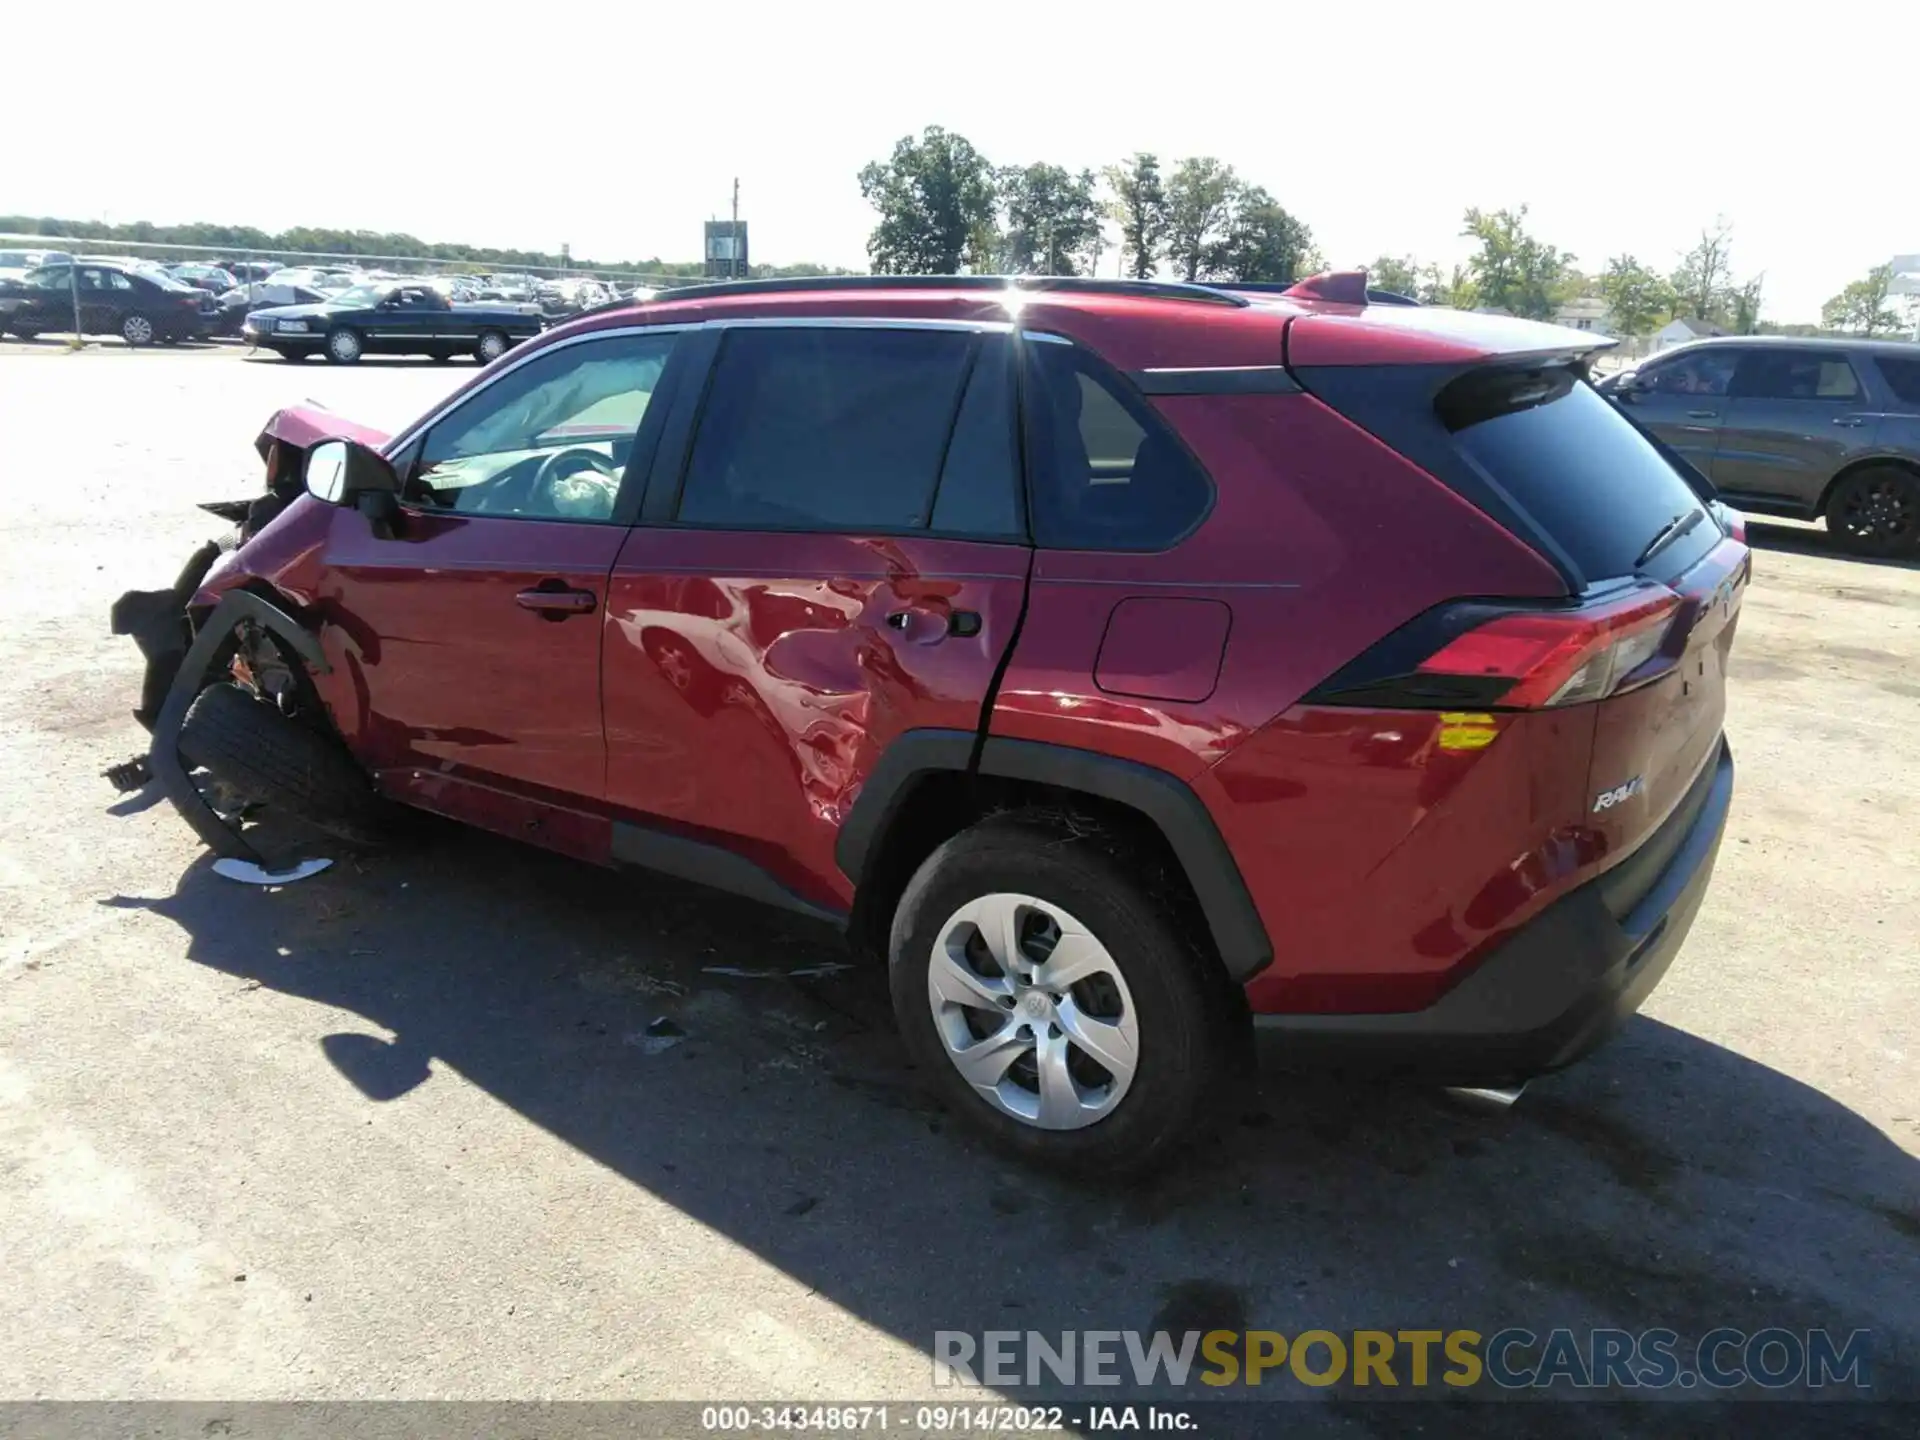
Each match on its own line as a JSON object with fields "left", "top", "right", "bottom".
{"left": 178, "top": 683, "right": 389, "bottom": 848}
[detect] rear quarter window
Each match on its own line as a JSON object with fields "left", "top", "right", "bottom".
{"left": 1300, "top": 362, "right": 1719, "bottom": 587}
{"left": 1874, "top": 355, "right": 1920, "bottom": 406}
{"left": 1442, "top": 368, "right": 1718, "bottom": 581}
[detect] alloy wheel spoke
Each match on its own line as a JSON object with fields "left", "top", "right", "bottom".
{"left": 928, "top": 944, "right": 1014, "bottom": 1014}
{"left": 1032, "top": 930, "right": 1112, "bottom": 992}
{"left": 1055, "top": 995, "right": 1138, "bottom": 1083}
{"left": 1032, "top": 1031, "right": 1084, "bottom": 1128}
{"left": 948, "top": 1018, "right": 1031, "bottom": 1092}
{"left": 965, "top": 892, "right": 1030, "bottom": 977}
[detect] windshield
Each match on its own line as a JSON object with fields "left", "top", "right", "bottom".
{"left": 327, "top": 284, "right": 391, "bottom": 308}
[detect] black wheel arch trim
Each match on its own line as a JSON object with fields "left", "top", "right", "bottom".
{"left": 837, "top": 728, "right": 1274, "bottom": 983}
{"left": 147, "top": 589, "right": 332, "bottom": 865}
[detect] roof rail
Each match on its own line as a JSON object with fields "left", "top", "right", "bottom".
{"left": 650, "top": 273, "right": 1250, "bottom": 309}
{"left": 1188, "top": 276, "right": 1423, "bottom": 307}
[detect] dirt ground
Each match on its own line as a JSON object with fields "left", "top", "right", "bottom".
{"left": 0, "top": 343, "right": 1915, "bottom": 1430}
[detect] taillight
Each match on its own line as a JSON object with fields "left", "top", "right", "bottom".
{"left": 1417, "top": 590, "right": 1680, "bottom": 708}
{"left": 1306, "top": 588, "right": 1682, "bottom": 711}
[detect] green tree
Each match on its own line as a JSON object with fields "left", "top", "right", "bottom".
{"left": 1417, "top": 262, "right": 1478, "bottom": 309}
{"left": 998, "top": 163, "right": 1101, "bottom": 275}
{"left": 1730, "top": 275, "right": 1765, "bottom": 334}
{"left": 1165, "top": 157, "right": 1239, "bottom": 283}
{"left": 1460, "top": 205, "right": 1574, "bottom": 319}
{"left": 1670, "top": 219, "right": 1735, "bottom": 322}
{"left": 857, "top": 126, "right": 998, "bottom": 275}
{"left": 1367, "top": 255, "right": 1422, "bottom": 298}
{"left": 1822, "top": 264, "right": 1904, "bottom": 336}
{"left": 1596, "top": 254, "right": 1676, "bottom": 337}
{"left": 1103, "top": 153, "right": 1169, "bottom": 280}
{"left": 1202, "top": 186, "right": 1313, "bottom": 284}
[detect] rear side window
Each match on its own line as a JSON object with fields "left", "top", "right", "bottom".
{"left": 1733, "top": 350, "right": 1860, "bottom": 401}
{"left": 929, "top": 337, "right": 1024, "bottom": 539}
{"left": 1302, "top": 362, "right": 1718, "bottom": 586}
{"left": 1644, "top": 350, "right": 1736, "bottom": 396}
{"left": 1877, "top": 355, "right": 1920, "bottom": 405}
{"left": 1442, "top": 368, "right": 1717, "bottom": 580}
{"left": 678, "top": 327, "right": 980, "bottom": 532}
{"left": 1024, "top": 340, "right": 1211, "bottom": 550}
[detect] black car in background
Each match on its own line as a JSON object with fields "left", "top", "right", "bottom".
{"left": 242, "top": 280, "right": 542, "bottom": 363}
{"left": 0, "top": 261, "right": 216, "bottom": 345}
{"left": 1602, "top": 336, "right": 1920, "bottom": 556}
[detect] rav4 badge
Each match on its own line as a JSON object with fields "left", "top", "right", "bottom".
{"left": 1593, "top": 777, "right": 1645, "bottom": 812}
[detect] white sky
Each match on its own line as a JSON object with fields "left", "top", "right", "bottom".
{"left": 9, "top": 1, "right": 1912, "bottom": 322}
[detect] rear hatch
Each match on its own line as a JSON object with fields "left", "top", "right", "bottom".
{"left": 1294, "top": 337, "right": 1748, "bottom": 890}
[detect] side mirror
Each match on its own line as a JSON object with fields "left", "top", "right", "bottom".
{"left": 305, "top": 438, "right": 398, "bottom": 505}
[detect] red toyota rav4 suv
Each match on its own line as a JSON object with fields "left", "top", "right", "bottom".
{"left": 119, "top": 273, "right": 1746, "bottom": 1175}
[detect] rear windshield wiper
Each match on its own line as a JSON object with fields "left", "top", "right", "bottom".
{"left": 1636, "top": 507, "right": 1707, "bottom": 570}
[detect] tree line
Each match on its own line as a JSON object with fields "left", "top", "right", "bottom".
{"left": 857, "top": 139, "right": 1912, "bottom": 339}
{"left": 0, "top": 215, "right": 842, "bottom": 283}
{"left": 857, "top": 128, "right": 1320, "bottom": 284}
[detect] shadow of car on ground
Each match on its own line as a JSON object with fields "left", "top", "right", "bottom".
{"left": 102, "top": 818, "right": 1920, "bottom": 1428}
{"left": 1745, "top": 520, "right": 1920, "bottom": 573}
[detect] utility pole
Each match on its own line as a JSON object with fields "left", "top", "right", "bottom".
{"left": 730, "top": 178, "right": 741, "bottom": 278}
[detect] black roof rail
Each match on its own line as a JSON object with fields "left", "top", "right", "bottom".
{"left": 649, "top": 273, "right": 1250, "bottom": 309}
{"left": 1211, "top": 278, "right": 1423, "bottom": 306}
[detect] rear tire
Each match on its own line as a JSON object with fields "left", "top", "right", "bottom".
{"left": 119, "top": 312, "right": 156, "bottom": 347}
{"left": 324, "top": 326, "right": 363, "bottom": 364}
{"left": 1826, "top": 465, "right": 1920, "bottom": 557}
{"left": 6, "top": 325, "right": 38, "bottom": 341}
{"left": 888, "top": 813, "right": 1240, "bottom": 1178}
{"left": 475, "top": 328, "right": 509, "bottom": 364}
{"left": 178, "top": 682, "right": 387, "bottom": 846}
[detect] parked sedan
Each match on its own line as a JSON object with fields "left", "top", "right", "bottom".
{"left": 0, "top": 261, "right": 215, "bottom": 345}
{"left": 1604, "top": 336, "right": 1920, "bottom": 555}
{"left": 242, "top": 280, "right": 541, "bottom": 363}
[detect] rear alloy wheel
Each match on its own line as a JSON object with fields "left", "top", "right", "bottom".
{"left": 475, "top": 329, "right": 509, "bottom": 364}
{"left": 120, "top": 313, "right": 155, "bottom": 347}
{"left": 325, "top": 326, "right": 363, "bottom": 364}
{"left": 890, "top": 814, "right": 1238, "bottom": 1177}
{"left": 1827, "top": 466, "right": 1920, "bottom": 557}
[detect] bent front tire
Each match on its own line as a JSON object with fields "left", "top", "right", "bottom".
{"left": 177, "top": 682, "right": 388, "bottom": 846}
{"left": 889, "top": 814, "right": 1240, "bottom": 1178}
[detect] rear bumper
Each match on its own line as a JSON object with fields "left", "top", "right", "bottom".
{"left": 1252, "top": 738, "right": 1733, "bottom": 1085}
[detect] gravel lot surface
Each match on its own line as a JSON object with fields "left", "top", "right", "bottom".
{"left": 1, "top": 343, "right": 1914, "bottom": 1431}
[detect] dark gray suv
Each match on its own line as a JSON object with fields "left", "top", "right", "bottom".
{"left": 1600, "top": 337, "right": 1920, "bottom": 556}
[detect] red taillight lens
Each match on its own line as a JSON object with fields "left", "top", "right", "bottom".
{"left": 1417, "top": 589, "right": 1680, "bottom": 708}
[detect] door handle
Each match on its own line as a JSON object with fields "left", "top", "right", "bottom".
{"left": 1685, "top": 409, "right": 1718, "bottom": 420}
{"left": 515, "top": 585, "right": 597, "bottom": 617}
{"left": 885, "top": 607, "right": 980, "bottom": 643}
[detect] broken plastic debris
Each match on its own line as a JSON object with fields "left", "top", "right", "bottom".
{"left": 212, "top": 857, "right": 334, "bottom": 886}
{"left": 703, "top": 963, "right": 855, "bottom": 980}
{"left": 628, "top": 1016, "right": 687, "bottom": 1055}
